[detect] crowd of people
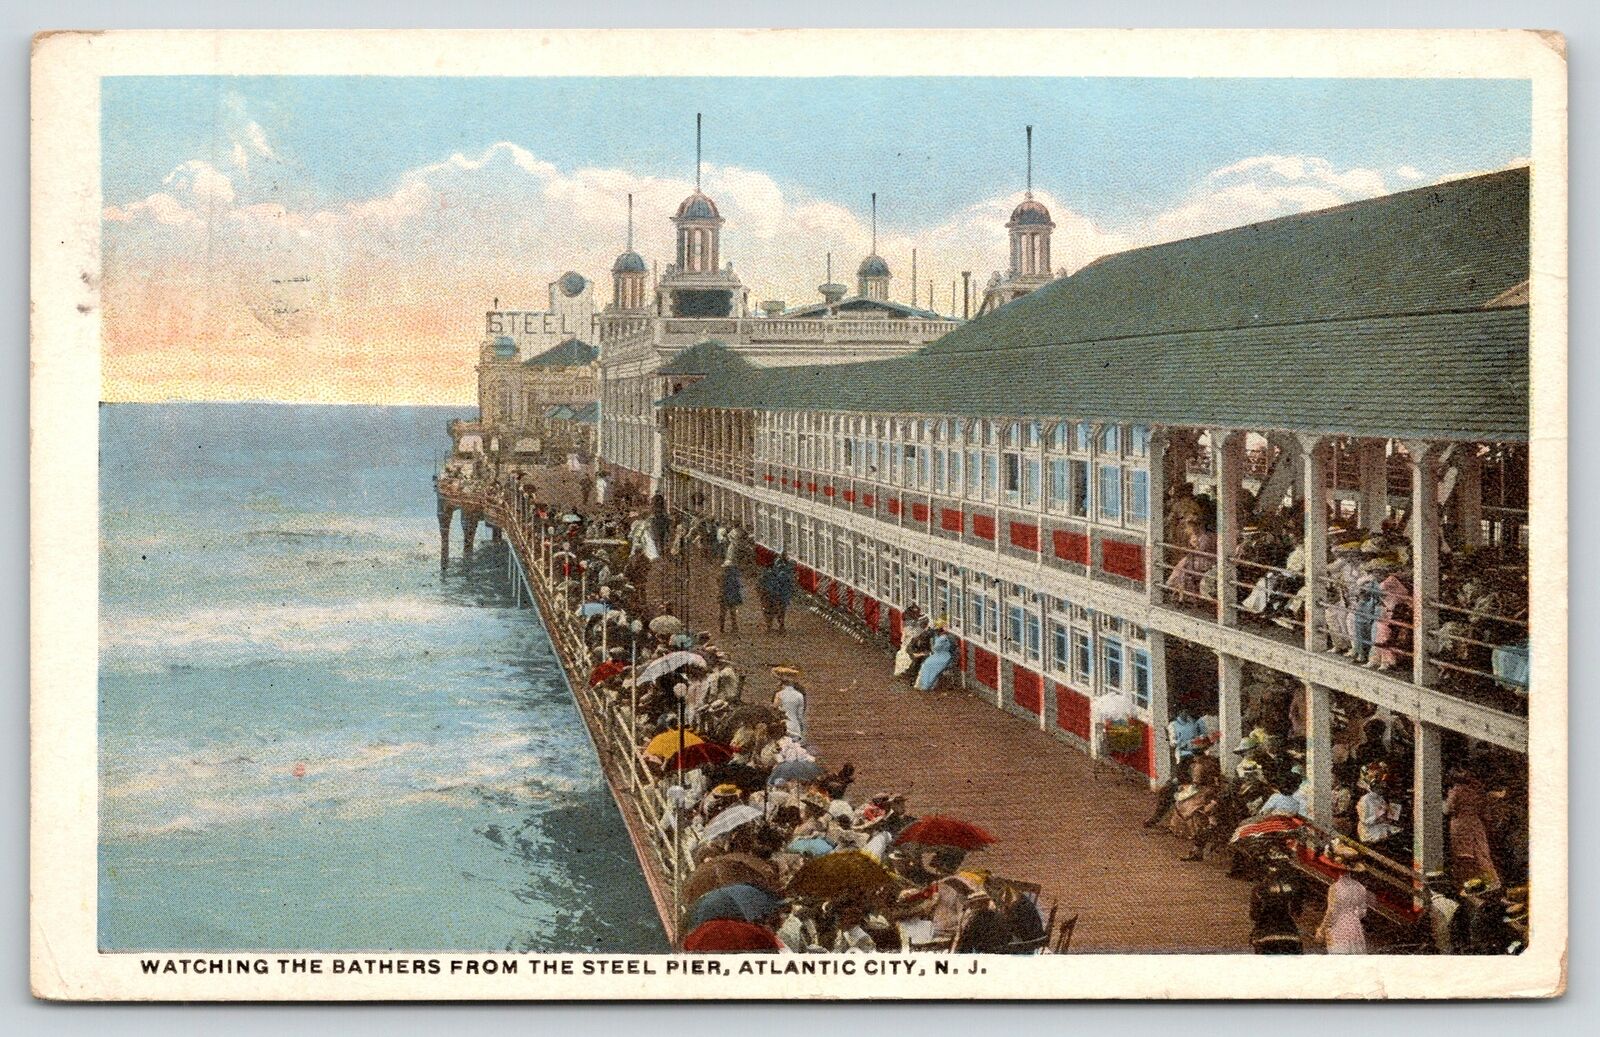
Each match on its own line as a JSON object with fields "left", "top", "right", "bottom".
{"left": 1161, "top": 476, "right": 1530, "bottom": 713}
{"left": 443, "top": 462, "right": 1528, "bottom": 956}
{"left": 487, "top": 475, "right": 1059, "bottom": 955}
{"left": 1135, "top": 653, "right": 1529, "bottom": 954}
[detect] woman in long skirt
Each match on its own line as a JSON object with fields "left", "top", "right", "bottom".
{"left": 915, "top": 624, "right": 955, "bottom": 691}
{"left": 1315, "top": 863, "right": 1372, "bottom": 954}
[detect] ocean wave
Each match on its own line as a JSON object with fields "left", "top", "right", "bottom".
{"left": 99, "top": 596, "right": 494, "bottom": 668}
{"left": 101, "top": 729, "right": 595, "bottom": 842}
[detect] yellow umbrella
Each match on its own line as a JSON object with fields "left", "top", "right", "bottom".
{"left": 644, "top": 728, "right": 704, "bottom": 759}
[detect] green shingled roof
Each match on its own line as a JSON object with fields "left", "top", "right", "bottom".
{"left": 662, "top": 309, "right": 1526, "bottom": 441}
{"left": 662, "top": 169, "right": 1531, "bottom": 442}
{"left": 924, "top": 166, "right": 1529, "bottom": 358}
{"left": 524, "top": 337, "right": 598, "bottom": 367}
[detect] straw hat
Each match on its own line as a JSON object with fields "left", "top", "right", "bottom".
{"left": 772, "top": 666, "right": 803, "bottom": 679}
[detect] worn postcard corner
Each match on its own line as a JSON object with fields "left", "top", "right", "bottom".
{"left": 29, "top": 27, "right": 1566, "bottom": 1002}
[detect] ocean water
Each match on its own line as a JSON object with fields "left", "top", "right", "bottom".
{"left": 97, "top": 403, "right": 666, "bottom": 952}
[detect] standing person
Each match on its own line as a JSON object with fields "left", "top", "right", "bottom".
{"left": 1249, "top": 861, "right": 1308, "bottom": 954}
{"left": 718, "top": 560, "right": 744, "bottom": 633}
{"left": 772, "top": 667, "right": 806, "bottom": 741}
{"left": 914, "top": 620, "right": 955, "bottom": 692}
{"left": 1444, "top": 768, "right": 1502, "bottom": 888}
{"left": 1145, "top": 703, "right": 1212, "bottom": 828}
{"left": 760, "top": 552, "right": 796, "bottom": 634}
{"left": 1315, "top": 860, "right": 1372, "bottom": 954}
{"left": 893, "top": 605, "right": 927, "bottom": 680}
{"left": 649, "top": 494, "right": 671, "bottom": 560}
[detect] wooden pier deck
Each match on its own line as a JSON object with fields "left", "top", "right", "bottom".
{"left": 442, "top": 479, "right": 1258, "bottom": 953}
{"left": 664, "top": 548, "right": 1257, "bottom": 953}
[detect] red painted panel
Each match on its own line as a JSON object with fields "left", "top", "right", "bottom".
{"left": 1052, "top": 529, "right": 1090, "bottom": 564}
{"left": 1101, "top": 539, "right": 1146, "bottom": 583}
{"left": 974, "top": 647, "right": 999, "bottom": 689}
{"left": 889, "top": 608, "right": 903, "bottom": 642}
{"left": 1009, "top": 521, "right": 1040, "bottom": 551}
{"left": 1012, "top": 666, "right": 1043, "bottom": 715}
{"left": 863, "top": 597, "right": 880, "bottom": 629}
{"left": 827, "top": 581, "right": 840, "bottom": 607}
{"left": 822, "top": 485, "right": 836, "bottom": 498}
{"left": 844, "top": 587, "right": 856, "bottom": 612}
{"left": 885, "top": 497, "right": 900, "bottom": 516}
{"left": 972, "top": 513, "right": 996, "bottom": 540}
{"left": 911, "top": 502, "right": 930, "bottom": 523}
{"left": 940, "top": 508, "right": 964, "bottom": 532}
{"left": 763, "top": 474, "right": 775, "bottom": 483}
{"left": 806, "top": 481, "right": 817, "bottom": 493}
{"left": 956, "top": 639, "right": 967, "bottom": 672}
{"left": 755, "top": 545, "right": 775, "bottom": 566}
{"left": 796, "top": 566, "right": 817, "bottom": 593}
{"left": 1055, "top": 683, "right": 1091, "bottom": 739}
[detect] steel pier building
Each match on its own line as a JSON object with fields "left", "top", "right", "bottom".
{"left": 650, "top": 167, "right": 1532, "bottom": 886}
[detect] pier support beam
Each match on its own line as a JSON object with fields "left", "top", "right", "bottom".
{"left": 462, "top": 509, "right": 481, "bottom": 556}
{"left": 437, "top": 502, "right": 456, "bottom": 569}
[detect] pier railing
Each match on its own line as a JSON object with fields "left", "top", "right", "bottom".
{"left": 437, "top": 477, "right": 690, "bottom": 943}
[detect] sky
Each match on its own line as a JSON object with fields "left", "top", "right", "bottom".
{"left": 100, "top": 76, "right": 1532, "bottom": 405}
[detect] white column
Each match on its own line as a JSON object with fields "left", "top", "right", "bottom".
{"left": 1299, "top": 434, "right": 1329, "bottom": 653}
{"left": 1303, "top": 682, "right": 1335, "bottom": 826}
{"left": 1406, "top": 440, "right": 1442, "bottom": 687}
{"left": 1147, "top": 630, "right": 1172, "bottom": 787}
{"left": 1357, "top": 439, "right": 1389, "bottom": 532}
{"left": 1212, "top": 429, "right": 1243, "bottom": 627}
{"left": 1412, "top": 718, "right": 1445, "bottom": 883}
{"left": 1453, "top": 445, "right": 1484, "bottom": 549}
{"left": 1217, "top": 651, "right": 1244, "bottom": 775}
{"left": 1145, "top": 428, "right": 1168, "bottom": 604}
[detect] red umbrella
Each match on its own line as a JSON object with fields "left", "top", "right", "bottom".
{"left": 893, "top": 815, "right": 998, "bottom": 850}
{"left": 589, "top": 659, "right": 627, "bottom": 687}
{"left": 1230, "top": 814, "right": 1309, "bottom": 844}
{"left": 681, "top": 919, "right": 782, "bottom": 953}
{"left": 660, "top": 741, "right": 738, "bottom": 773}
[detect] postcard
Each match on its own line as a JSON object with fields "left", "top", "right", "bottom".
{"left": 30, "top": 27, "right": 1568, "bottom": 1000}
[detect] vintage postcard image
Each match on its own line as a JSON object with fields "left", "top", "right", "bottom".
{"left": 30, "top": 28, "right": 1567, "bottom": 1000}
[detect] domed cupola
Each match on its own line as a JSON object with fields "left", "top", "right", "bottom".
{"left": 672, "top": 116, "right": 726, "bottom": 276}
{"left": 659, "top": 114, "right": 744, "bottom": 318}
{"left": 1007, "top": 126, "right": 1055, "bottom": 278}
{"left": 856, "top": 192, "right": 892, "bottom": 301}
{"left": 611, "top": 193, "right": 650, "bottom": 311}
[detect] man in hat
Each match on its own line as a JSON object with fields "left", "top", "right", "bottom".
{"left": 772, "top": 667, "right": 806, "bottom": 741}
{"left": 759, "top": 552, "right": 796, "bottom": 634}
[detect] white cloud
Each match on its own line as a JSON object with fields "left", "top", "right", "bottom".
{"left": 102, "top": 140, "right": 1525, "bottom": 356}
{"left": 1132, "top": 154, "right": 1398, "bottom": 245}
{"left": 162, "top": 159, "right": 236, "bottom": 208}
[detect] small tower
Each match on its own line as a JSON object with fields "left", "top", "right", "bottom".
{"left": 857, "top": 193, "right": 891, "bottom": 302}
{"left": 1007, "top": 125, "right": 1055, "bottom": 278}
{"left": 674, "top": 113, "right": 724, "bottom": 275}
{"left": 610, "top": 193, "right": 648, "bottom": 311}
{"left": 660, "top": 113, "right": 743, "bottom": 317}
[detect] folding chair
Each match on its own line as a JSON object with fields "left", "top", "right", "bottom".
{"left": 1053, "top": 913, "right": 1079, "bottom": 954}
